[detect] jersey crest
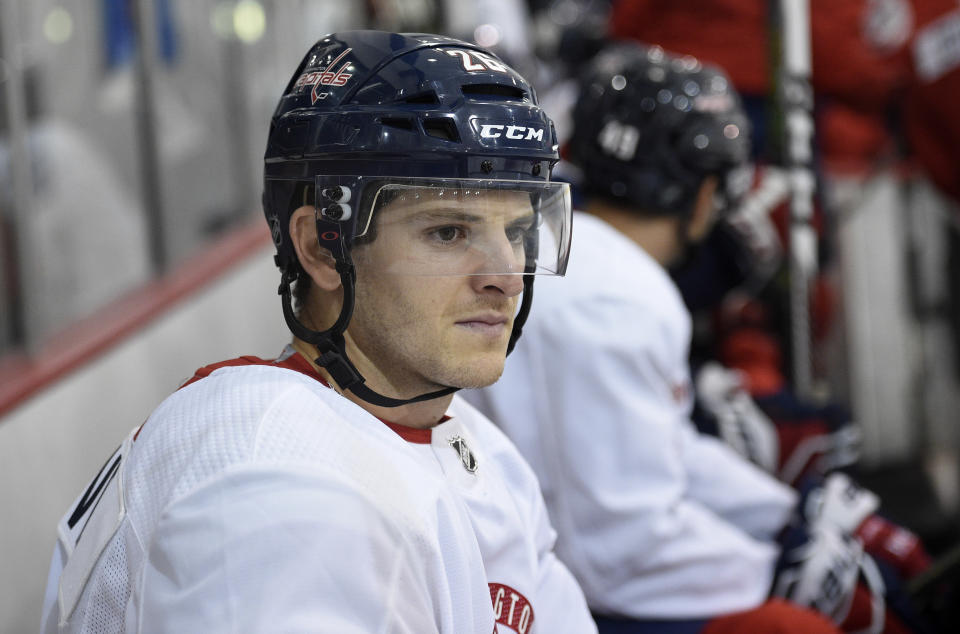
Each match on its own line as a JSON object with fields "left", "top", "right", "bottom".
{"left": 448, "top": 435, "right": 478, "bottom": 473}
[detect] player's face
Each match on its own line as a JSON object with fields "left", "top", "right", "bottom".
{"left": 347, "top": 189, "right": 531, "bottom": 394}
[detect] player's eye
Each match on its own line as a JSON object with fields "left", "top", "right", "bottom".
{"left": 426, "top": 225, "right": 467, "bottom": 246}
{"left": 505, "top": 219, "right": 534, "bottom": 245}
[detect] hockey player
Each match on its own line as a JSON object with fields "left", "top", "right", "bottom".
{"left": 39, "top": 31, "right": 596, "bottom": 634}
{"left": 467, "top": 43, "right": 913, "bottom": 633}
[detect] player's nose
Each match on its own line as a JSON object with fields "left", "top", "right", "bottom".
{"left": 471, "top": 270, "right": 524, "bottom": 297}
{"left": 469, "top": 231, "right": 525, "bottom": 297}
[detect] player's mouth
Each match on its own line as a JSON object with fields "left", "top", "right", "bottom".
{"left": 455, "top": 313, "right": 510, "bottom": 338}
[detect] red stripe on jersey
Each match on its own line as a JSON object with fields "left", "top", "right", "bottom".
{"left": 488, "top": 583, "right": 534, "bottom": 634}
{"left": 381, "top": 420, "right": 433, "bottom": 444}
{"left": 179, "top": 352, "right": 329, "bottom": 389}
{"left": 171, "top": 350, "right": 439, "bottom": 445}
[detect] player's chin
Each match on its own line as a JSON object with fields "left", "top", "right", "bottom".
{"left": 442, "top": 353, "right": 508, "bottom": 389}
{"left": 434, "top": 328, "right": 511, "bottom": 387}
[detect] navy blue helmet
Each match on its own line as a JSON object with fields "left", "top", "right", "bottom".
{"left": 568, "top": 43, "right": 752, "bottom": 217}
{"left": 263, "top": 31, "right": 569, "bottom": 407}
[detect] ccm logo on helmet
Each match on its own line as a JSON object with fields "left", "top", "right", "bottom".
{"left": 479, "top": 124, "right": 544, "bottom": 141}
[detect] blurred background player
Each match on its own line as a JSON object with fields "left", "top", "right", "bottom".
{"left": 605, "top": 0, "right": 960, "bottom": 564}
{"left": 466, "top": 41, "right": 929, "bottom": 633}
{"left": 38, "top": 31, "right": 596, "bottom": 634}
{"left": 0, "top": 43, "right": 151, "bottom": 344}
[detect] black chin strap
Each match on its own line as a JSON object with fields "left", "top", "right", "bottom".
{"left": 280, "top": 266, "right": 535, "bottom": 407}
{"left": 508, "top": 275, "right": 534, "bottom": 355}
{"left": 283, "top": 264, "right": 535, "bottom": 408}
{"left": 279, "top": 252, "right": 536, "bottom": 407}
{"left": 313, "top": 332, "right": 458, "bottom": 407}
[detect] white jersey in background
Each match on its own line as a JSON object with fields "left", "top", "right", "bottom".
{"left": 40, "top": 348, "right": 596, "bottom": 634}
{"left": 465, "top": 212, "right": 798, "bottom": 619}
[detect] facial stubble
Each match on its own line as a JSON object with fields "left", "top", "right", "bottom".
{"left": 349, "top": 273, "right": 515, "bottom": 396}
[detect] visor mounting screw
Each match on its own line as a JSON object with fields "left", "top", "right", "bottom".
{"left": 481, "top": 160, "right": 494, "bottom": 174}
{"left": 321, "top": 186, "right": 351, "bottom": 203}
{"left": 532, "top": 162, "right": 541, "bottom": 176}
{"left": 322, "top": 187, "right": 342, "bottom": 201}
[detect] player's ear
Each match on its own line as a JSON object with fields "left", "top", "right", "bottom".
{"left": 289, "top": 205, "right": 342, "bottom": 291}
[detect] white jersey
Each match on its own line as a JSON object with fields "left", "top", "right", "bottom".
{"left": 465, "top": 212, "right": 797, "bottom": 619}
{"left": 40, "top": 348, "right": 596, "bottom": 634}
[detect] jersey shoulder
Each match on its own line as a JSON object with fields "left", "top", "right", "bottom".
{"left": 177, "top": 347, "right": 328, "bottom": 390}
{"left": 541, "top": 212, "right": 687, "bottom": 322}
{"left": 127, "top": 353, "right": 420, "bottom": 541}
{"left": 529, "top": 214, "right": 690, "bottom": 358}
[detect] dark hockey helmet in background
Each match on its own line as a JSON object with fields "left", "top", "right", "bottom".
{"left": 262, "top": 30, "right": 567, "bottom": 407}
{"left": 568, "top": 42, "right": 752, "bottom": 217}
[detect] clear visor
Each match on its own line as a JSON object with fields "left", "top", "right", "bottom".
{"left": 324, "top": 177, "right": 571, "bottom": 277}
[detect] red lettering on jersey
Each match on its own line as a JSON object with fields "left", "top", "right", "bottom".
{"left": 488, "top": 583, "right": 534, "bottom": 634}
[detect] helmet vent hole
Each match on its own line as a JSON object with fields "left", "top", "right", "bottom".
{"left": 461, "top": 83, "right": 527, "bottom": 101}
{"left": 422, "top": 118, "right": 461, "bottom": 142}
{"left": 402, "top": 91, "right": 440, "bottom": 105}
{"left": 381, "top": 117, "right": 416, "bottom": 131}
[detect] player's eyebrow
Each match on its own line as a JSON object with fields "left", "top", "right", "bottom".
{"left": 407, "top": 209, "right": 486, "bottom": 224}
{"left": 506, "top": 213, "right": 537, "bottom": 227}
{"left": 385, "top": 193, "right": 535, "bottom": 224}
